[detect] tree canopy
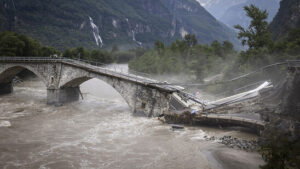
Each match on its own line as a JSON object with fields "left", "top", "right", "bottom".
{"left": 234, "top": 5, "right": 272, "bottom": 50}
{"left": 0, "top": 31, "right": 58, "bottom": 57}
{"left": 129, "top": 34, "right": 236, "bottom": 80}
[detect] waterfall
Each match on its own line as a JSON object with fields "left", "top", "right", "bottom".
{"left": 89, "top": 16, "right": 103, "bottom": 47}
{"left": 126, "top": 18, "right": 142, "bottom": 46}
{"left": 132, "top": 30, "right": 142, "bottom": 46}
{"left": 11, "top": 0, "right": 16, "bottom": 9}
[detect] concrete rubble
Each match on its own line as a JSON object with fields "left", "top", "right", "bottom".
{"left": 165, "top": 67, "right": 300, "bottom": 139}
{"left": 165, "top": 81, "right": 272, "bottom": 134}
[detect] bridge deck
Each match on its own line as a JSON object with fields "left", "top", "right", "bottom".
{"left": 0, "top": 57, "right": 181, "bottom": 92}
{"left": 194, "top": 114, "right": 265, "bottom": 129}
{"left": 164, "top": 111, "right": 265, "bottom": 132}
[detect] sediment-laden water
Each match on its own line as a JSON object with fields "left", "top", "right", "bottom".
{"left": 0, "top": 75, "right": 264, "bottom": 169}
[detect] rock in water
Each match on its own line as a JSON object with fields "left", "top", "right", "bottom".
{"left": 0, "top": 121, "right": 11, "bottom": 127}
{"left": 171, "top": 125, "right": 184, "bottom": 129}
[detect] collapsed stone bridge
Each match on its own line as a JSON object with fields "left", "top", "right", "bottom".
{"left": 0, "top": 57, "right": 182, "bottom": 117}
{"left": 2, "top": 57, "right": 286, "bottom": 133}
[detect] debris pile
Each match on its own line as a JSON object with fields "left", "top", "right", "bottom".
{"left": 218, "top": 136, "right": 259, "bottom": 151}
{"left": 204, "top": 135, "right": 259, "bottom": 151}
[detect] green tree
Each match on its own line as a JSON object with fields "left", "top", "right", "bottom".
{"left": 154, "top": 40, "right": 165, "bottom": 55}
{"left": 234, "top": 5, "right": 273, "bottom": 50}
{"left": 90, "top": 50, "right": 113, "bottom": 63}
{"left": 18, "top": 34, "right": 41, "bottom": 56}
{"left": 284, "top": 28, "right": 300, "bottom": 56}
{"left": 0, "top": 33, "right": 25, "bottom": 56}
{"left": 62, "top": 48, "right": 73, "bottom": 58}
{"left": 135, "top": 47, "right": 146, "bottom": 58}
{"left": 184, "top": 34, "right": 198, "bottom": 47}
{"left": 223, "top": 41, "right": 234, "bottom": 54}
{"left": 171, "top": 39, "right": 188, "bottom": 55}
{"left": 40, "top": 46, "right": 59, "bottom": 57}
{"left": 211, "top": 40, "right": 223, "bottom": 57}
{"left": 62, "top": 47, "right": 89, "bottom": 60}
{"left": 0, "top": 31, "right": 60, "bottom": 57}
{"left": 111, "top": 44, "right": 119, "bottom": 53}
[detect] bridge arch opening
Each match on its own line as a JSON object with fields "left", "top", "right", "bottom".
{"left": 0, "top": 65, "right": 47, "bottom": 85}
{"left": 61, "top": 77, "right": 130, "bottom": 109}
{"left": 82, "top": 78, "right": 128, "bottom": 102}
{"left": 0, "top": 65, "right": 47, "bottom": 97}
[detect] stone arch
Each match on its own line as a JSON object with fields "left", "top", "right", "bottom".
{"left": 60, "top": 76, "right": 92, "bottom": 88}
{"left": 0, "top": 65, "right": 47, "bottom": 85}
{"left": 59, "top": 75, "right": 137, "bottom": 110}
{"left": 0, "top": 62, "right": 171, "bottom": 116}
{"left": 51, "top": 64, "right": 171, "bottom": 116}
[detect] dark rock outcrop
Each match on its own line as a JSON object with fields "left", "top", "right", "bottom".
{"left": 270, "top": 0, "right": 300, "bottom": 40}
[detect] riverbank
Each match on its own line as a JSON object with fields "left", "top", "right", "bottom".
{"left": 166, "top": 125, "right": 264, "bottom": 169}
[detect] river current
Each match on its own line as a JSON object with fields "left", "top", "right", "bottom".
{"left": 0, "top": 65, "right": 264, "bottom": 169}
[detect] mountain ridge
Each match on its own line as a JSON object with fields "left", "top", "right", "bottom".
{"left": 0, "top": 0, "right": 239, "bottom": 50}
{"left": 220, "top": 0, "right": 280, "bottom": 29}
{"left": 196, "top": 0, "right": 247, "bottom": 20}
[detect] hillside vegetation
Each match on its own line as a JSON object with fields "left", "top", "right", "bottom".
{"left": 129, "top": 35, "right": 236, "bottom": 81}
{"left": 129, "top": 2, "right": 300, "bottom": 83}
{"left": 0, "top": 31, "right": 135, "bottom": 64}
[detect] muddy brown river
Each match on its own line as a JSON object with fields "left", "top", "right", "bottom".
{"left": 0, "top": 76, "right": 264, "bottom": 169}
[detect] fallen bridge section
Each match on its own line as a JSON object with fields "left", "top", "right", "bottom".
{"left": 164, "top": 111, "right": 265, "bottom": 133}
{"left": 193, "top": 114, "right": 265, "bottom": 131}
{"left": 164, "top": 81, "right": 274, "bottom": 133}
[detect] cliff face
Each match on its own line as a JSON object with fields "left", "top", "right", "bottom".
{"left": 160, "top": 0, "right": 239, "bottom": 45}
{"left": 0, "top": 0, "right": 239, "bottom": 50}
{"left": 270, "top": 0, "right": 300, "bottom": 40}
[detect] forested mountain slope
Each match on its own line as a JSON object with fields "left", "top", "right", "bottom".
{"left": 0, "top": 0, "right": 239, "bottom": 50}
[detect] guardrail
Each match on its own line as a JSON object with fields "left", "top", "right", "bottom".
{"left": 0, "top": 57, "right": 181, "bottom": 83}
{"left": 0, "top": 56, "right": 173, "bottom": 88}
